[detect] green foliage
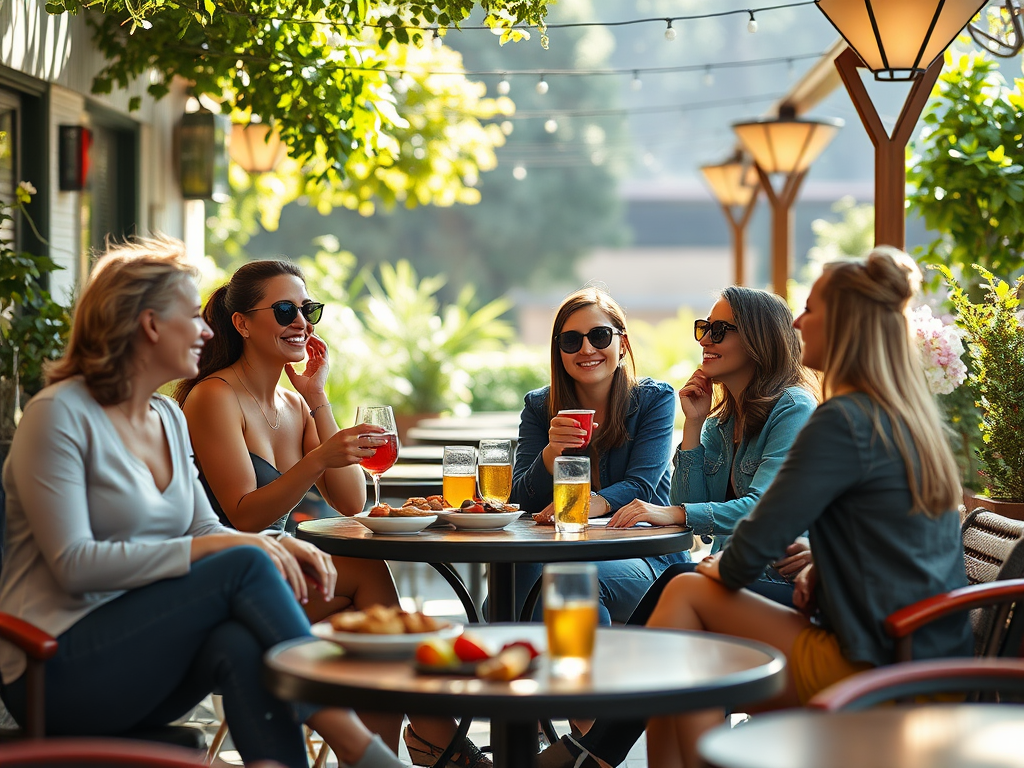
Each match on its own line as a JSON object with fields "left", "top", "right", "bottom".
{"left": 463, "top": 346, "right": 548, "bottom": 413}
{"left": 627, "top": 309, "right": 701, "bottom": 428}
{"left": 359, "top": 259, "right": 514, "bottom": 414}
{"left": 803, "top": 197, "right": 875, "bottom": 281}
{"left": 0, "top": 186, "right": 72, "bottom": 439}
{"left": 939, "top": 263, "right": 1024, "bottom": 502}
{"left": 70, "top": 1, "right": 544, "bottom": 207}
{"left": 908, "top": 50, "right": 1024, "bottom": 285}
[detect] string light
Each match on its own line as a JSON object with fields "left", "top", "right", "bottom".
{"left": 497, "top": 75, "right": 511, "bottom": 95}
{"left": 512, "top": 164, "right": 527, "bottom": 180}
{"left": 544, "top": 118, "right": 559, "bottom": 133}
{"left": 393, "top": 71, "right": 408, "bottom": 94}
{"left": 747, "top": 11, "right": 758, "bottom": 33}
{"left": 630, "top": 71, "right": 643, "bottom": 91}
{"left": 431, "top": 30, "right": 443, "bottom": 48}
{"left": 664, "top": 20, "right": 677, "bottom": 40}
{"left": 536, "top": 76, "right": 549, "bottom": 94}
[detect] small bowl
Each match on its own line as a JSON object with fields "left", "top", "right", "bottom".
{"left": 355, "top": 515, "right": 437, "bottom": 535}
{"left": 436, "top": 509, "right": 522, "bottom": 531}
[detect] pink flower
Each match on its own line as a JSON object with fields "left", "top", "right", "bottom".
{"left": 910, "top": 306, "right": 967, "bottom": 396}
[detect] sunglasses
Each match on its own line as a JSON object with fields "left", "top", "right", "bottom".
{"left": 245, "top": 301, "right": 324, "bottom": 326}
{"left": 555, "top": 325, "right": 624, "bottom": 354}
{"left": 694, "top": 319, "right": 738, "bottom": 344}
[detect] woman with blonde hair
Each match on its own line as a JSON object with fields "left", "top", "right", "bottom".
{"left": 177, "top": 260, "right": 489, "bottom": 768}
{"left": 0, "top": 237, "right": 402, "bottom": 768}
{"left": 546, "top": 248, "right": 972, "bottom": 768}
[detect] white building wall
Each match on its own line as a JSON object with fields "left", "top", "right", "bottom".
{"left": 47, "top": 85, "right": 85, "bottom": 303}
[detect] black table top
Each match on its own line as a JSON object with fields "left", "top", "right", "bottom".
{"left": 265, "top": 624, "right": 786, "bottom": 720}
{"left": 297, "top": 516, "right": 693, "bottom": 563}
{"left": 698, "top": 704, "right": 1024, "bottom": 768}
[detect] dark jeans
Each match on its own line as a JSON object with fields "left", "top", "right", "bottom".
{"left": 0, "top": 547, "right": 316, "bottom": 768}
{"left": 577, "top": 563, "right": 795, "bottom": 765}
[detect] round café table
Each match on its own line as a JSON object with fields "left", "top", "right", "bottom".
{"left": 266, "top": 624, "right": 786, "bottom": 768}
{"left": 296, "top": 517, "right": 693, "bottom": 623}
{"left": 698, "top": 704, "right": 1024, "bottom": 768}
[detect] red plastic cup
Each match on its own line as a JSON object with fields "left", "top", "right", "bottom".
{"left": 558, "top": 409, "right": 596, "bottom": 453}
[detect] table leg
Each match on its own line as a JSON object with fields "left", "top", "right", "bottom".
{"left": 429, "top": 562, "right": 481, "bottom": 623}
{"left": 488, "top": 562, "right": 515, "bottom": 623}
{"left": 490, "top": 718, "right": 538, "bottom": 768}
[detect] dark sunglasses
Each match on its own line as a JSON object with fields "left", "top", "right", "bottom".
{"left": 694, "top": 319, "right": 738, "bottom": 344}
{"left": 245, "top": 301, "right": 324, "bottom": 326}
{"left": 555, "top": 325, "right": 624, "bottom": 354}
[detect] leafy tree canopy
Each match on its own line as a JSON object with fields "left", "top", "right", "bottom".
{"left": 56, "top": 0, "right": 550, "bottom": 207}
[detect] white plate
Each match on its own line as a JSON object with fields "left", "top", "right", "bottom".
{"left": 436, "top": 510, "right": 523, "bottom": 531}
{"left": 354, "top": 515, "right": 437, "bottom": 535}
{"left": 311, "top": 621, "right": 463, "bottom": 657}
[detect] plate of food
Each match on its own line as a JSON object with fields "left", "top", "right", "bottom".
{"left": 312, "top": 606, "right": 462, "bottom": 657}
{"left": 436, "top": 501, "right": 522, "bottom": 531}
{"left": 355, "top": 512, "right": 437, "bottom": 535}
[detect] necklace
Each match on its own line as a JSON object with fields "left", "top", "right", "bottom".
{"left": 235, "top": 361, "right": 281, "bottom": 430}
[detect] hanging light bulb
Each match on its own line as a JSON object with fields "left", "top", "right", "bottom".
{"left": 703, "top": 66, "right": 714, "bottom": 87}
{"left": 513, "top": 165, "right": 527, "bottom": 180}
{"left": 394, "top": 72, "right": 408, "bottom": 94}
{"left": 432, "top": 30, "right": 443, "bottom": 49}
{"left": 544, "top": 118, "right": 559, "bottom": 133}
{"left": 747, "top": 11, "right": 758, "bottom": 33}
{"left": 497, "top": 75, "right": 511, "bottom": 95}
{"left": 630, "top": 71, "right": 643, "bottom": 91}
{"left": 664, "top": 20, "right": 677, "bottom": 40}
{"left": 536, "top": 76, "right": 549, "bottom": 95}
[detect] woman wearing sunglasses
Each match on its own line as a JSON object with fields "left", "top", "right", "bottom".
{"left": 177, "top": 261, "right": 490, "bottom": 766}
{"left": 509, "top": 286, "right": 677, "bottom": 625}
{"left": 0, "top": 238, "right": 402, "bottom": 768}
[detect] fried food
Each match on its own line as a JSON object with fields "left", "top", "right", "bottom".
{"left": 368, "top": 502, "right": 435, "bottom": 518}
{"left": 329, "top": 605, "right": 447, "bottom": 635}
{"left": 402, "top": 495, "right": 446, "bottom": 511}
{"left": 458, "top": 500, "right": 520, "bottom": 514}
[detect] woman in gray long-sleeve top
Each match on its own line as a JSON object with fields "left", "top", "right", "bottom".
{"left": 0, "top": 237, "right": 402, "bottom": 768}
{"left": 635, "top": 249, "right": 970, "bottom": 768}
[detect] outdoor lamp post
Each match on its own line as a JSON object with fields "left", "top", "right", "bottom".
{"left": 815, "top": 0, "right": 985, "bottom": 247}
{"left": 700, "top": 154, "right": 760, "bottom": 286}
{"left": 229, "top": 122, "right": 286, "bottom": 174}
{"left": 178, "top": 106, "right": 229, "bottom": 201}
{"left": 733, "top": 105, "right": 842, "bottom": 300}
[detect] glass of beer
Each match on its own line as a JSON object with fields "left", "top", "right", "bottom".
{"left": 543, "top": 563, "right": 599, "bottom": 679}
{"left": 477, "top": 439, "right": 513, "bottom": 504}
{"left": 354, "top": 405, "right": 399, "bottom": 509}
{"left": 553, "top": 456, "right": 590, "bottom": 533}
{"left": 443, "top": 445, "right": 477, "bottom": 508}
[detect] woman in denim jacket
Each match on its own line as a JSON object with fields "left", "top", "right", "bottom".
{"left": 510, "top": 286, "right": 677, "bottom": 625}
{"left": 537, "top": 287, "right": 817, "bottom": 768}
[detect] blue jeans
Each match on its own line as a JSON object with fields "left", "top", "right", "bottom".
{"left": 0, "top": 547, "right": 316, "bottom": 768}
{"left": 509, "top": 551, "right": 692, "bottom": 625}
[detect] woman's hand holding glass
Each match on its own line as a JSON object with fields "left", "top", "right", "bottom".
{"left": 678, "top": 369, "right": 713, "bottom": 422}
{"left": 315, "top": 425, "right": 388, "bottom": 470}
{"left": 608, "top": 500, "right": 686, "bottom": 528}
{"left": 285, "top": 335, "right": 331, "bottom": 407}
{"left": 542, "top": 415, "right": 600, "bottom": 470}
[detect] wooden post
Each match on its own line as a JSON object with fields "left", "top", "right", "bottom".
{"left": 755, "top": 164, "right": 807, "bottom": 302}
{"left": 717, "top": 187, "right": 759, "bottom": 286}
{"left": 833, "top": 48, "right": 943, "bottom": 249}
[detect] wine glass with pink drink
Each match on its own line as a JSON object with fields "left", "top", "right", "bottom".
{"left": 355, "top": 405, "right": 399, "bottom": 509}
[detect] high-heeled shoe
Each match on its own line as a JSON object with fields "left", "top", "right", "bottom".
{"left": 403, "top": 724, "right": 492, "bottom": 768}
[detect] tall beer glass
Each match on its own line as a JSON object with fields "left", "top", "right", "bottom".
{"left": 443, "top": 445, "right": 477, "bottom": 508}
{"left": 477, "top": 439, "right": 513, "bottom": 504}
{"left": 553, "top": 455, "right": 590, "bottom": 533}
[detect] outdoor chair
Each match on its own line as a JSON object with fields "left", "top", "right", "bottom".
{"left": 884, "top": 508, "right": 1024, "bottom": 662}
{"left": 0, "top": 737, "right": 209, "bottom": 767}
{"left": 807, "top": 657, "right": 1024, "bottom": 711}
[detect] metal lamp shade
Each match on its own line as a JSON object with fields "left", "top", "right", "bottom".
{"left": 732, "top": 115, "right": 843, "bottom": 175}
{"left": 816, "top": 0, "right": 987, "bottom": 81}
{"left": 701, "top": 160, "right": 757, "bottom": 208}
{"left": 229, "top": 123, "right": 285, "bottom": 174}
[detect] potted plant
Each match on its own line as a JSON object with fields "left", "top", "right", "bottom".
{"left": 938, "top": 263, "right": 1024, "bottom": 515}
{"left": 0, "top": 182, "right": 72, "bottom": 445}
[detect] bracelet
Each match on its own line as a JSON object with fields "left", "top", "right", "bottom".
{"left": 309, "top": 403, "right": 332, "bottom": 418}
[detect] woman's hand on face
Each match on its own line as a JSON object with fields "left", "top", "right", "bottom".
{"left": 279, "top": 535, "right": 337, "bottom": 601}
{"left": 773, "top": 540, "right": 812, "bottom": 578}
{"left": 609, "top": 500, "right": 685, "bottom": 528}
{"left": 285, "top": 335, "right": 331, "bottom": 406}
{"left": 678, "top": 370, "right": 713, "bottom": 422}
{"left": 547, "top": 415, "right": 596, "bottom": 454}
{"left": 694, "top": 551, "right": 723, "bottom": 582}
{"left": 317, "top": 424, "right": 387, "bottom": 469}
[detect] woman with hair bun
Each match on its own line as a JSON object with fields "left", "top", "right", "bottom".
{"left": 0, "top": 237, "right": 403, "bottom": 768}
{"left": 177, "top": 260, "right": 490, "bottom": 768}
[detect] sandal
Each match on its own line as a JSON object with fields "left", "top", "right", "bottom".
{"left": 535, "top": 734, "right": 604, "bottom": 768}
{"left": 403, "top": 724, "right": 492, "bottom": 768}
